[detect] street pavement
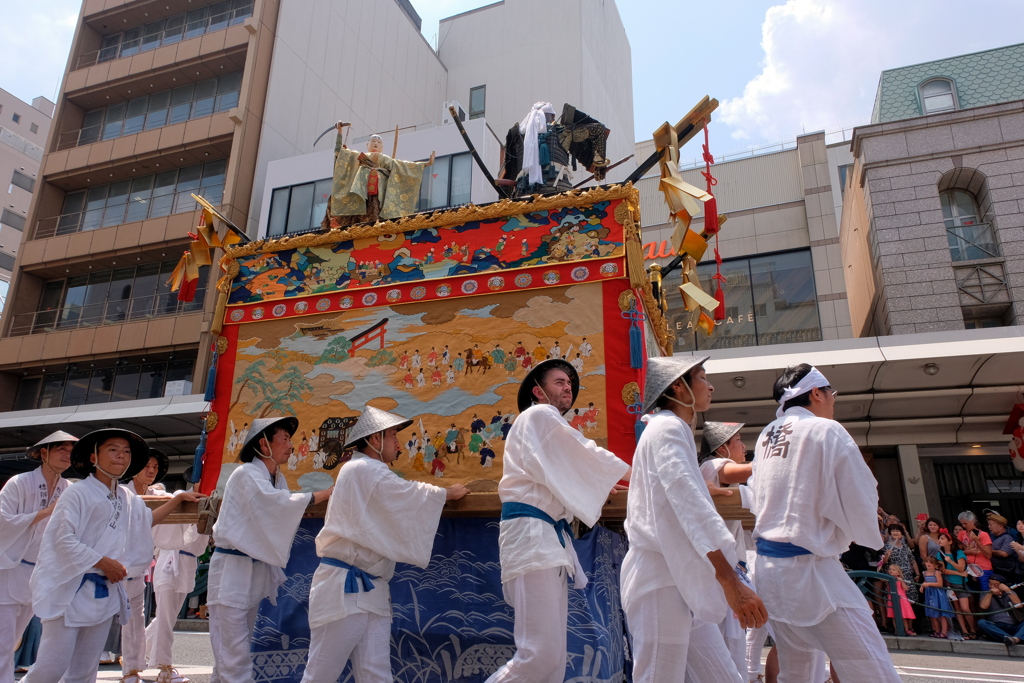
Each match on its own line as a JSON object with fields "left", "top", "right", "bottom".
{"left": 15, "top": 633, "right": 1024, "bottom": 682}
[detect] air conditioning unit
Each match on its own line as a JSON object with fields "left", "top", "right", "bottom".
{"left": 442, "top": 100, "right": 466, "bottom": 126}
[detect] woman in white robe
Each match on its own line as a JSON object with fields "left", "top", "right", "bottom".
{"left": 0, "top": 432, "right": 76, "bottom": 683}
{"left": 622, "top": 358, "right": 766, "bottom": 683}
{"left": 21, "top": 429, "right": 199, "bottom": 683}
{"left": 749, "top": 365, "right": 899, "bottom": 683}
{"left": 486, "top": 359, "right": 630, "bottom": 683}
{"left": 301, "top": 406, "right": 467, "bottom": 683}
{"left": 207, "top": 416, "right": 333, "bottom": 683}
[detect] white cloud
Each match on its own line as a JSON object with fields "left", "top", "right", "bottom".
{"left": 717, "top": 0, "right": 1024, "bottom": 146}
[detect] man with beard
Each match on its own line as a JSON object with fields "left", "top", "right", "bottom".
{"left": 485, "top": 359, "right": 629, "bottom": 683}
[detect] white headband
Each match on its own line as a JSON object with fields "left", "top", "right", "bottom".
{"left": 776, "top": 367, "right": 830, "bottom": 418}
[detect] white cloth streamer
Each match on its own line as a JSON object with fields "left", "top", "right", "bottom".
{"left": 519, "top": 102, "right": 555, "bottom": 186}
{"left": 775, "top": 367, "right": 830, "bottom": 418}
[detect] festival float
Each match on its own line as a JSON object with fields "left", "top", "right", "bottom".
{"left": 159, "top": 96, "right": 750, "bottom": 682}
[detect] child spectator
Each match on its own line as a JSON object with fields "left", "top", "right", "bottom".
{"left": 920, "top": 556, "right": 952, "bottom": 638}
{"left": 886, "top": 564, "right": 916, "bottom": 636}
{"left": 938, "top": 531, "right": 977, "bottom": 639}
{"left": 882, "top": 524, "right": 921, "bottom": 602}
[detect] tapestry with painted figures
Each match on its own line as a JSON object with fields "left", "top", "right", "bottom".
{"left": 217, "top": 282, "right": 608, "bottom": 490}
{"left": 250, "top": 518, "right": 629, "bottom": 683}
{"left": 228, "top": 200, "right": 627, "bottom": 305}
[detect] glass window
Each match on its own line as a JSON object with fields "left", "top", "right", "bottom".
{"left": 150, "top": 169, "right": 179, "bottom": 218}
{"left": 169, "top": 84, "right": 195, "bottom": 125}
{"left": 125, "top": 176, "right": 154, "bottom": 223}
{"left": 139, "top": 362, "right": 167, "bottom": 399}
{"left": 80, "top": 110, "right": 104, "bottom": 145}
{"left": 942, "top": 189, "right": 998, "bottom": 261}
{"left": 167, "top": 359, "right": 195, "bottom": 383}
{"left": 119, "top": 27, "right": 143, "bottom": 57}
{"left": 86, "top": 367, "right": 115, "bottom": 404}
{"left": 268, "top": 187, "right": 290, "bottom": 237}
{"left": 287, "top": 183, "right": 314, "bottom": 235}
{"left": 421, "top": 155, "right": 450, "bottom": 211}
{"left": 184, "top": 8, "right": 209, "bottom": 39}
{"left": 82, "top": 186, "right": 108, "bottom": 232}
{"left": 98, "top": 34, "right": 121, "bottom": 62}
{"left": 208, "top": 1, "right": 232, "bottom": 31}
{"left": 311, "top": 179, "right": 332, "bottom": 229}
{"left": 672, "top": 249, "right": 822, "bottom": 351}
{"left": 123, "top": 96, "right": 149, "bottom": 136}
{"left": 162, "top": 14, "right": 185, "bottom": 45}
{"left": 141, "top": 21, "right": 164, "bottom": 52}
{"left": 13, "top": 377, "right": 42, "bottom": 412}
{"left": 469, "top": 85, "right": 486, "bottom": 119}
{"left": 112, "top": 364, "right": 142, "bottom": 401}
{"left": 191, "top": 78, "right": 218, "bottom": 119}
{"left": 450, "top": 153, "right": 472, "bottom": 205}
{"left": 102, "top": 101, "right": 126, "bottom": 141}
{"left": 61, "top": 275, "right": 88, "bottom": 328}
{"left": 39, "top": 374, "right": 66, "bottom": 408}
{"left": 921, "top": 79, "right": 956, "bottom": 114}
{"left": 230, "top": 0, "right": 255, "bottom": 24}
{"left": 63, "top": 369, "right": 91, "bottom": 406}
{"left": 102, "top": 180, "right": 131, "bottom": 228}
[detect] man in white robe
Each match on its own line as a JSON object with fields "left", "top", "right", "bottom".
{"left": 0, "top": 431, "right": 77, "bottom": 683}
{"left": 146, "top": 483, "right": 209, "bottom": 682}
{"left": 485, "top": 359, "right": 630, "bottom": 683}
{"left": 21, "top": 429, "right": 199, "bottom": 683}
{"left": 622, "top": 358, "right": 766, "bottom": 683}
{"left": 301, "top": 406, "right": 468, "bottom": 682}
{"left": 207, "top": 416, "right": 334, "bottom": 683}
{"left": 749, "top": 364, "right": 899, "bottom": 683}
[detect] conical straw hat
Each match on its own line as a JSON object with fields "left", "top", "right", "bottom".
{"left": 344, "top": 406, "right": 413, "bottom": 448}
{"left": 641, "top": 356, "right": 709, "bottom": 413}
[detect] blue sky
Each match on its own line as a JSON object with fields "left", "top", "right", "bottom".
{"left": 3, "top": 0, "right": 1023, "bottom": 161}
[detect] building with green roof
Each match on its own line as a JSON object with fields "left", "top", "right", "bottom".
{"left": 872, "top": 42, "right": 1024, "bottom": 123}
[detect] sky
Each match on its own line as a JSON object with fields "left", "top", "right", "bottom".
{"left": 3, "top": 0, "right": 1024, "bottom": 162}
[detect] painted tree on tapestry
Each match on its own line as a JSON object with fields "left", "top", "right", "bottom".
{"left": 229, "top": 358, "right": 271, "bottom": 414}
{"left": 319, "top": 335, "right": 352, "bottom": 364}
{"left": 253, "top": 366, "right": 314, "bottom": 418}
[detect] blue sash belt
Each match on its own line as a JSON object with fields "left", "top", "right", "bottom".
{"left": 80, "top": 573, "right": 109, "bottom": 599}
{"left": 214, "top": 547, "right": 253, "bottom": 560}
{"left": 179, "top": 551, "right": 196, "bottom": 558}
{"left": 501, "top": 502, "right": 573, "bottom": 548}
{"left": 320, "top": 557, "right": 379, "bottom": 593}
{"left": 755, "top": 538, "right": 812, "bottom": 558}
{"left": 20, "top": 560, "right": 35, "bottom": 567}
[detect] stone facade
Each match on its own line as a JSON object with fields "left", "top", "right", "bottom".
{"left": 842, "top": 100, "right": 1024, "bottom": 335}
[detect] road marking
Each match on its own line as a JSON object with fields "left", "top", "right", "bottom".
{"left": 895, "top": 665, "right": 1024, "bottom": 683}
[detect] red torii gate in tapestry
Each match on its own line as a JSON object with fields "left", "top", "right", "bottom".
{"left": 350, "top": 317, "right": 389, "bottom": 352}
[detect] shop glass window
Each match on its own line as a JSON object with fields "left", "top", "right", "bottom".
{"left": 672, "top": 249, "right": 822, "bottom": 352}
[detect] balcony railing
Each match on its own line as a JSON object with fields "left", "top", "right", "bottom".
{"left": 0, "top": 126, "right": 43, "bottom": 162}
{"left": 74, "top": 0, "right": 254, "bottom": 70}
{"left": 33, "top": 184, "right": 223, "bottom": 240}
{"left": 8, "top": 291, "right": 205, "bottom": 337}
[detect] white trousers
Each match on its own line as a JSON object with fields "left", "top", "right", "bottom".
{"left": 146, "top": 589, "right": 187, "bottom": 668}
{"left": 626, "top": 585, "right": 741, "bottom": 683}
{"left": 21, "top": 616, "right": 113, "bottom": 683}
{"left": 745, "top": 624, "right": 770, "bottom": 681}
{"left": 0, "top": 602, "right": 35, "bottom": 683}
{"left": 121, "top": 578, "right": 147, "bottom": 673}
{"left": 771, "top": 607, "right": 900, "bottom": 683}
{"left": 208, "top": 604, "right": 259, "bottom": 683}
{"left": 484, "top": 567, "right": 568, "bottom": 683}
{"left": 300, "top": 612, "right": 392, "bottom": 683}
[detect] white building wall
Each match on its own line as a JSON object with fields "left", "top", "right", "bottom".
{"left": 248, "top": 0, "right": 449, "bottom": 234}
{"left": 439, "top": 0, "right": 633, "bottom": 184}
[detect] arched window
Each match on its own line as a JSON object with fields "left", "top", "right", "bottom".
{"left": 941, "top": 189, "right": 998, "bottom": 261}
{"left": 920, "top": 78, "right": 958, "bottom": 115}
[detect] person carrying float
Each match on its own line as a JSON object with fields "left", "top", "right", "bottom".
{"left": 748, "top": 364, "right": 899, "bottom": 682}
{"left": 301, "top": 406, "right": 468, "bottom": 683}
{"left": 144, "top": 460, "right": 210, "bottom": 683}
{"left": 21, "top": 429, "right": 198, "bottom": 683}
{"left": 207, "top": 416, "right": 333, "bottom": 683}
{"left": 621, "top": 357, "right": 766, "bottom": 683}
{"left": 485, "top": 358, "right": 630, "bottom": 683}
{"left": 0, "top": 431, "right": 77, "bottom": 683}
